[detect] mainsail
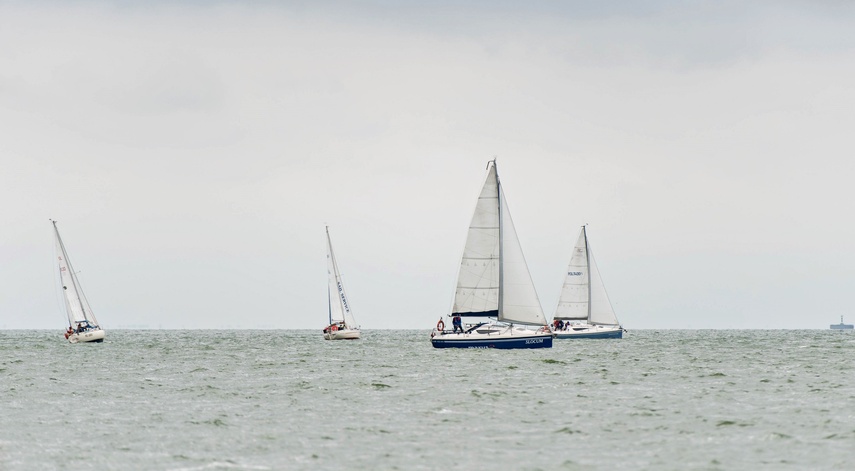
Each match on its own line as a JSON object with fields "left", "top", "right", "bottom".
{"left": 451, "top": 161, "right": 547, "bottom": 326}
{"left": 554, "top": 226, "right": 619, "bottom": 326}
{"left": 326, "top": 226, "right": 357, "bottom": 328}
{"left": 452, "top": 163, "right": 500, "bottom": 317}
{"left": 52, "top": 220, "right": 100, "bottom": 328}
{"left": 553, "top": 229, "right": 589, "bottom": 321}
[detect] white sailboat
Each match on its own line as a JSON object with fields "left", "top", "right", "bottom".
{"left": 52, "top": 220, "right": 105, "bottom": 344}
{"left": 322, "top": 226, "right": 361, "bottom": 340}
{"left": 552, "top": 225, "right": 623, "bottom": 339}
{"left": 430, "top": 160, "right": 553, "bottom": 349}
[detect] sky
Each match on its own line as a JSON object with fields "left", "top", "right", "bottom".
{"left": 2, "top": 0, "right": 855, "bottom": 329}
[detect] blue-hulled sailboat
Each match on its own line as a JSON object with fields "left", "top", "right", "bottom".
{"left": 430, "top": 160, "right": 553, "bottom": 349}
{"left": 552, "top": 226, "right": 624, "bottom": 339}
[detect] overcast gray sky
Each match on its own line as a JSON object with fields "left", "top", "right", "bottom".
{"left": 2, "top": 1, "right": 854, "bottom": 329}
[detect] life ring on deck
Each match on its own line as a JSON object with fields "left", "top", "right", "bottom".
{"left": 436, "top": 320, "right": 445, "bottom": 331}
{"left": 330, "top": 324, "right": 338, "bottom": 332}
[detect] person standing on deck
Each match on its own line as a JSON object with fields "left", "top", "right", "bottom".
{"left": 452, "top": 315, "right": 463, "bottom": 333}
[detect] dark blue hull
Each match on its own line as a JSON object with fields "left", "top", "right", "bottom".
{"left": 431, "top": 335, "right": 553, "bottom": 349}
{"left": 555, "top": 329, "right": 623, "bottom": 339}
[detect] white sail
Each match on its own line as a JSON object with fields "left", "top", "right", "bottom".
{"left": 451, "top": 161, "right": 546, "bottom": 326}
{"left": 553, "top": 229, "right": 589, "bottom": 320}
{"left": 588, "top": 246, "right": 619, "bottom": 326}
{"left": 53, "top": 221, "right": 100, "bottom": 328}
{"left": 497, "top": 187, "right": 548, "bottom": 326}
{"left": 452, "top": 163, "right": 501, "bottom": 317}
{"left": 326, "top": 227, "right": 357, "bottom": 328}
{"left": 554, "top": 226, "right": 619, "bottom": 326}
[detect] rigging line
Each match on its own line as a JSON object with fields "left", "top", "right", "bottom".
{"left": 326, "top": 227, "right": 345, "bottom": 323}
{"left": 327, "top": 284, "right": 332, "bottom": 326}
{"left": 496, "top": 161, "right": 504, "bottom": 320}
{"left": 588, "top": 243, "right": 620, "bottom": 326}
{"left": 50, "top": 220, "right": 69, "bottom": 327}
{"left": 584, "top": 226, "right": 592, "bottom": 323}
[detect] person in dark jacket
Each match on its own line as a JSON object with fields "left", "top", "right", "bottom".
{"left": 452, "top": 315, "right": 463, "bottom": 333}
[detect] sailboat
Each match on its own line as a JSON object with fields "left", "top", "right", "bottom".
{"left": 552, "top": 225, "right": 623, "bottom": 339}
{"left": 52, "top": 220, "right": 105, "bottom": 344}
{"left": 430, "top": 160, "right": 554, "bottom": 349}
{"left": 322, "top": 226, "right": 361, "bottom": 340}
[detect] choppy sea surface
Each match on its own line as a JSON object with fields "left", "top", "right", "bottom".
{"left": 1, "top": 330, "right": 854, "bottom": 470}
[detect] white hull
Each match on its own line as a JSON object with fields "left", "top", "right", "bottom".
{"left": 323, "top": 329, "right": 361, "bottom": 340}
{"left": 67, "top": 329, "right": 105, "bottom": 343}
{"left": 554, "top": 323, "right": 623, "bottom": 339}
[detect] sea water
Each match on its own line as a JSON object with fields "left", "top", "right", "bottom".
{"left": 1, "top": 330, "right": 853, "bottom": 470}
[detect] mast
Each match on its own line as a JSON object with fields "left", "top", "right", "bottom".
{"left": 52, "top": 220, "right": 88, "bottom": 324}
{"left": 584, "top": 225, "right": 592, "bottom": 323}
{"left": 326, "top": 226, "right": 343, "bottom": 324}
{"left": 327, "top": 285, "right": 333, "bottom": 325}
{"left": 450, "top": 161, "right": 501, "bottom": 318}
{"left": 495, "top": 159, "right": 504, "bottom": 320}
{"left": 326, "top": 225, "right": 355, "bottom": 327}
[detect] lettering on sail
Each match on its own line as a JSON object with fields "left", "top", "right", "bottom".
{"left": 567, "top": 272, "right": 583, "bottom": 276}
{"left": 338, "top": 282, "right": 350, "bottom": 313}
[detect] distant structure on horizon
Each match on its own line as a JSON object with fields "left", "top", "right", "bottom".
{"left": 830, "top": 316, "right": 854, "bottom": 330}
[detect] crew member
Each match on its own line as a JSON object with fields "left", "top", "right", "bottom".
{"left": 452, "top": 314, "right": 463, "bottom": 333}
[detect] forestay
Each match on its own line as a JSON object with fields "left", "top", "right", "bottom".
{"left": 588, "top": 246, "right": 618, "bottom": 325}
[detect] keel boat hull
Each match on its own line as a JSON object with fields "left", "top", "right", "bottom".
{"left": 431, "top": 328, "right": 553, "bottom": 349}
{"left": 67, "top": 329, "right": 105, "bottom": 343}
